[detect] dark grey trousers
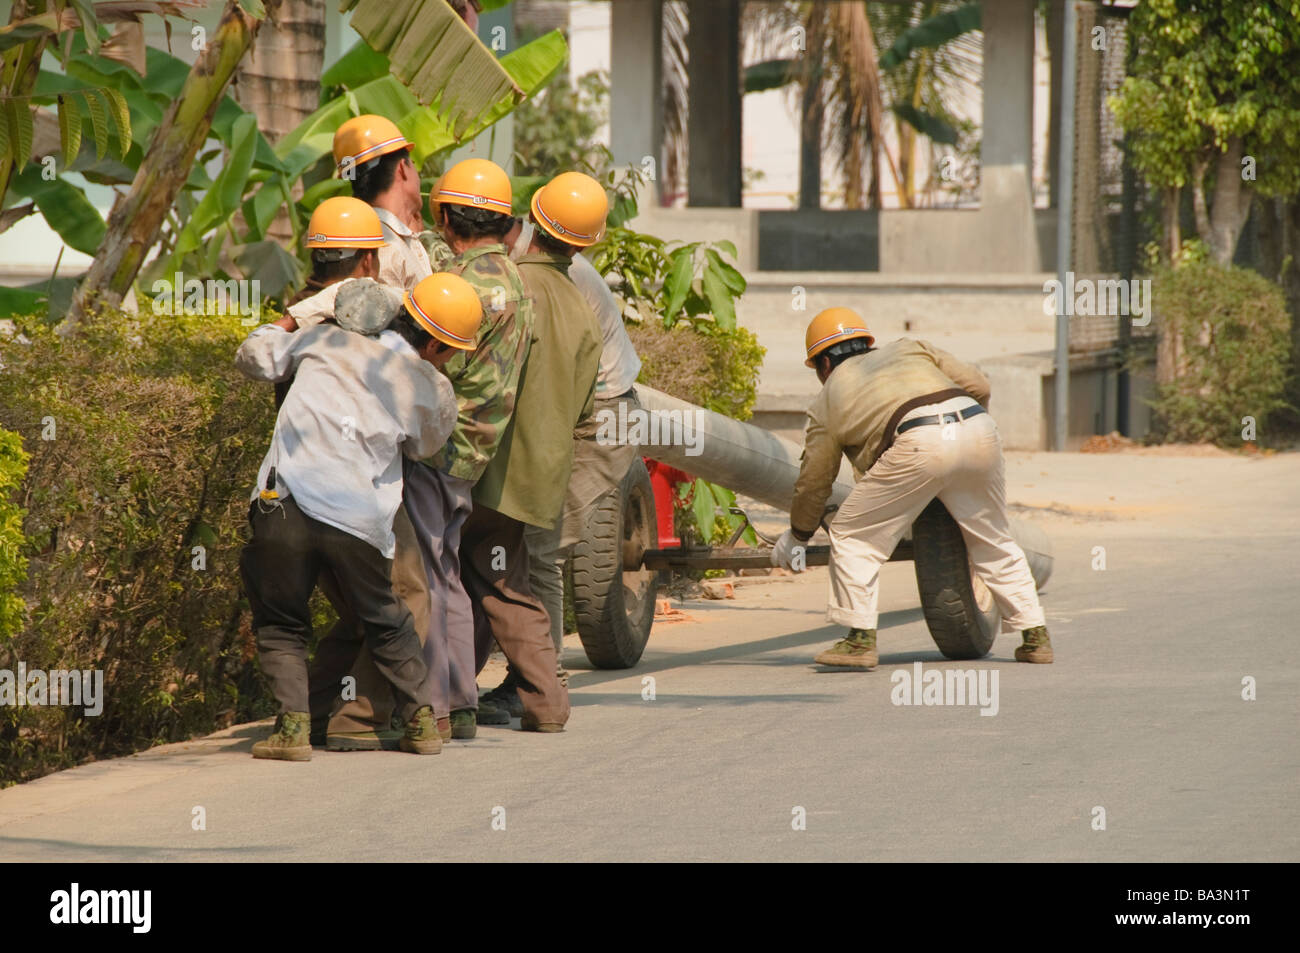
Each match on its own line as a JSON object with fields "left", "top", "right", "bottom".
{"left": 240, "top": 497, "right": 429, "bottom": 722}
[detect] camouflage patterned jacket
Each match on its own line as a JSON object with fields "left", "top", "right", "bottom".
{"left": 428, "top": 243, "right": 534, "bottom": 483}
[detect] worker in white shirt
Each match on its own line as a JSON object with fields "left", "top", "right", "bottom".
{"left": 235, "top": 270, "right": 480, "bottom": 761}
{"left": 277, "top": 116, "right": 431, "bottom": 334}
{"left": 507, "top": 219, "right": 643, "bottom": 684}
{"left": 335, "top": 115, "right": 432, "bottom": 288}
{"left": 258, "top": 197, "right": 435, "bottom": 751}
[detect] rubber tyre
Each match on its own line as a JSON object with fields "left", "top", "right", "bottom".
{"left": 571, "top": 458, "right": 659, "bottom": 669}
{"left": 911, "top": 499, "right": 1000, "bottom": 660}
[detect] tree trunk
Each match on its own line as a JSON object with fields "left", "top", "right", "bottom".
{"left": 235, "top": 0, "right": 325, "bottom": 243}
{"left": 0, "top": 1, "right": 53, "bottom": 209}
{"left": 798, "top": 73, "right": 822, "bottom": 209}
{"left": 1193, "top": 136, "right": 1253, "bottom": 266}
{"left": 66, "top": 0, "right": 282, "bottom": 329}
{"left": 1161, "top": 184, "right": 1181, "bottom": 264}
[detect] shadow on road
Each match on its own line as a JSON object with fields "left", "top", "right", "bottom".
{"left": 567, "top": 606, "right": 928, "bottom": 689}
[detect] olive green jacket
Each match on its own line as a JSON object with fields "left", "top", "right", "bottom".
{"left": 790, "top": 338, "right": 991, "bottom": 536}
{"left": 473, "top": 251, "right": 602, "bottom": 528}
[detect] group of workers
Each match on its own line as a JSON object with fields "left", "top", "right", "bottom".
{"left": 235, "top": 112, "right": 1053, "bottom": 763}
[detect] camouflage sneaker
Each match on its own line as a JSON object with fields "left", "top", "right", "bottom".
{"left": 253, "top": 711, "right": 312, "bottom": 761}
{"left": 813, "top": 628, "right": 879, "bottom": 669}
{"left": 449, "top": 709, "right": 478, "bottom": 739}
{"left": 1015, "top": 625, "right": 1054, "bottom": 663}
{"left": 436, "top": 716, "right": 452, "bottom": 742}
{"left": 399, "top": 705, "right": 443, "bottom": 755}
{"left": 480, "top": 683, "right": 524, "bottom": 719}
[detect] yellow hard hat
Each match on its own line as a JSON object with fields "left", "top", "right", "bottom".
{"left": 529, "top": 171, "right": 608, "bottom": 247}
{"left": 804, "top": 307, "right": 875, "bottom": 367}
{"left": 403, "top": 273, "right": 483, "bottom": 351}
{"left": 430, "top": 158, "right": 512, "bottom": 219}
{"left": 305, "top": 196, "right": 386, "bottom": 249}
{"left": 333, "top": 114, "right": 412, "bottom": 173}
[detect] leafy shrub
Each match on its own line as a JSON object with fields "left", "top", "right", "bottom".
{"left": 1148, "top": 261, "right": 1292, "bottom": 445}
{"left": 0, "top": 308, "right": 279, "bottom": 785}
{"left": 630, "top": 322, "right": 765, "bottom": 423}
{"left": 629, "top": 323, "right": 766, "bottom": 550}
{"left": 0, "top": 428, "right": 28, "bottom": 640}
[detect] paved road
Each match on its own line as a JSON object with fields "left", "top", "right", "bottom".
{"left": 1, "top": 451, "right": 1296, "bottom": 861}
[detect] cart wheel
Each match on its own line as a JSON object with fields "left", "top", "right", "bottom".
{"left": 571, "top": 458, "right": 659, "bottom": 669}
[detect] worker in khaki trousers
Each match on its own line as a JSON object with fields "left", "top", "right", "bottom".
{"left": 772, "top": 308, "right": 1054, "bottom": 668}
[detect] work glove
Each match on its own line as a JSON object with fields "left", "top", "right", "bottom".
{"left": 770, "top": 529, "right": 805, "bottom": 572}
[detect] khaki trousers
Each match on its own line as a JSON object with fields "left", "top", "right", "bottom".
{"left": 308, "top": 502, "right": 433, "bottom": 732}
{"left": 461, "top": 503, "right": 570, "bottom": 726}
{"left": 524, "top": 390, "right": 641, "bottom": 649}
{"left": 826, "top": 398, "right": 1045, "bottom": 633}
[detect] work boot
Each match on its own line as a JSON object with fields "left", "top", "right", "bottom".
{"left": 450, "top": 709, "right": 477, "bottom": 739}
{"left": 436, "top": 716, "right": 452, "bottom": 742}
{"left": 326, "top": 727, "right": 402, "bottom": 751}
{"left": 1014, "top": 625, "right": 1054, "bottom": 663}
{"left": 399, "top": 705, "right": 443, "bottom": 755}
{"left": 520, "top": 712, "right": 564, "bottom": 733}
{"left": 253, "top": 711, "right": 312, "bottom": 761}
{"left": 476, "top": 698, "right": 511, "bottom": 725}
{"left": 480, "top": 681, "right": 524, "bottom": 719}
{"left": 813, "top": 628, "right": 878, "bottom": 669}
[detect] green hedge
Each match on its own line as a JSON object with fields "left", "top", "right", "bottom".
{"left": 1149, "top": 261, "right": 1293, "bottom": 445}
{"left": 0, "top": 309, "right": 278, "bottom": 785}
{"left": 629, "top": 322, "right": 766, "bottom": 422}
{"left": 0, "top": 428, "right": 28, "bottom": 641}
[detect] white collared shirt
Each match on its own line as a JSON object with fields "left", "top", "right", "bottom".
{"left": 235, "top": 323, "right": 455, "bottom": 557}
{"left": 568, "top": 253, "right": 641, "bottom": 395}
{"left": 374, "top": 206, "right": 433, "bottom": 292}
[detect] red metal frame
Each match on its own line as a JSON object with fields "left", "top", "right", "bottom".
{"left": 644, "top": 457, "right": 693, "bottom": 550}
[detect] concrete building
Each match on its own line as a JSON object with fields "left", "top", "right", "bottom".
{"left": 588, "top": 0, "right": 1149, "bottom": 448}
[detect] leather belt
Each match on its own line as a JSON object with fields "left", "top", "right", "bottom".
{"left": 896, "top": 404, "right": 986, "bottom": 435}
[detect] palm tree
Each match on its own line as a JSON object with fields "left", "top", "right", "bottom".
{"left": 740, "top": 1, "right": 886, "bottom": 209}
{"left": 869, "top": 1, "right": 981, "bottom": 208}
{"left": 691, "top": 0, "right": 981, "bottom": 210}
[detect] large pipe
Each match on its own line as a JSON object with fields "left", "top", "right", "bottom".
{"left": 634, "top": 384, "right": 857, "bottom": 513}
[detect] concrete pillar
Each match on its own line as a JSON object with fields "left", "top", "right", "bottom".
{"left": 686, "top": 0, "right": 742, "bottom": 207}
{"left": 981, "top": 0, "right": 1039, "bottom": 270}
{"left": 1047, "top": 0, "right": 1064, "bottom": 210}
{"left": 610, "top": 0, "right": 664, "bottom": 202}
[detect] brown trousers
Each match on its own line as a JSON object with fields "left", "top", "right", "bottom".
{"left": 461, "top": 503, "right": 570, "bottom": 726}
{"left": 308, "top": 503, "right": 433, "bottom": 732}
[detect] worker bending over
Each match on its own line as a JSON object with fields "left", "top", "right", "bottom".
{"left": 773, "top": 308, "right": 1054, "bottom": 669}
